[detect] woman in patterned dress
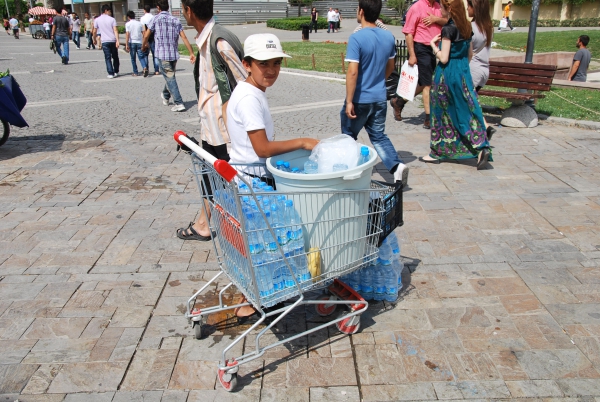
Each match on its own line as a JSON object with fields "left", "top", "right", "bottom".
{"left": 421, "top": 0, "right": 491, "bottom": 170}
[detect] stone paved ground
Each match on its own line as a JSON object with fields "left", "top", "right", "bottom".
{"left": 1, "top": 32, "right": 600, "bottom": 402}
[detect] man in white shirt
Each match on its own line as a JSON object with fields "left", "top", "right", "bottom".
{"left": 125, "top": 11, "right": 148, "bottom": 76}
{"left": 140, "top": 5, "right": 160, "bottom": 75}
{"left": 327, "top": 8, "right": 335, "bottom": 33}
{"left": 93, "top": 5, "right": 120, "bottom": 78}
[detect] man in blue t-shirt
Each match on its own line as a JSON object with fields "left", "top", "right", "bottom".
{"left": 341, "top": 0, "right": 408, "bottom": 187}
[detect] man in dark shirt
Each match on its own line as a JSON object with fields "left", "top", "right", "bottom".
{"left": 51, "top": 8, "right": 72, "bottom": 65}
{"left": 568, "top": 35, "right": 591, "bottom": 82}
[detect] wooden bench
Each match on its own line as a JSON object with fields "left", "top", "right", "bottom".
{"left": 478, "top": 61, "right": 557, "bottom": 104}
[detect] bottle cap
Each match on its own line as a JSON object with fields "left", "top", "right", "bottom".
{"left": 276, "top": 160, "right": 284, "bottom": 166}
{"left": 361, "top": 146, "right": 369, "bottom": 154}
{"left": 285, "top": 200, "right": 294, "bottom": 207}
{"left": 283, "top": 162, "right": 290, "bottom": 168}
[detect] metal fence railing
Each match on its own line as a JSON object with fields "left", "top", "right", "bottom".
{"left": 395, "top": 39, "right": 408, "bottom": 72}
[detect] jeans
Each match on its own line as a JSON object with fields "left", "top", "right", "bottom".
{"left": 128, "top": 43, "right": 148, "bottom": 74}
{"left": 148, "top": 40, "right": 160, "bottom": 73}
{"left": 340, "top": 100, "right": 403, "bottom": 172}
{"left": 159, "top": 59, "right": 183, "bottom": 105}
{"left": 85, "top": 30, "right": 95, "bottom": 48}
{"left": 45, "top": 29, "right": 50, "bottom": 39}
{"left": 102, "top": 42, "right": 120, "bottom": 75}
{"left": 328, "top": 21, "right": 336, "bottom": 32}
{"left": 309, "top": 20, "right": 317, "bottom": 33}
{"left": 54, "top": 35, "right": 69, "bottom": 62}
{"left": 72, "top": 31, "right": 80, "bottom": 47}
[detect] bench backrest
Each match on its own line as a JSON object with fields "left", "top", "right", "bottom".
{"left": 488, "top": 61, "right": 557, "bottom": 92}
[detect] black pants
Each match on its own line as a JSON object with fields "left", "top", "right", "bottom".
{"left": 309, "top": 20, "right": 318, "bottom": 33}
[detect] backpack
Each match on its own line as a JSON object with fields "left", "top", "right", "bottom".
{"left": 193, "top": 24, "right": 244, "bottom": 103}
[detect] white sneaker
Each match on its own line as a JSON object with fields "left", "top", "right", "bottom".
{"left": 171, "top": 104, "right": 185, "bottom": 112}
{"left": 393, "top": 163, "right": 409, "bottom": 188}
{"left": 113, "top": 73, "right": 118, "bottom": 78}
{"left": 512, "top": 28, "right": 516, "bottom": 31}
{"left": 161, "top": 93, "right": 169, "bottom": 106}
{"left": 107, "top": 75, "right": 114, "bottom": 79}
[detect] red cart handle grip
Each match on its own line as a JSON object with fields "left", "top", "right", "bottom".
{"left": 174, "top": 131, "right": 238, "bottom": 182}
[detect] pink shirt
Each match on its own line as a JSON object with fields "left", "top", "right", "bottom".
{"left": 402, "top": 0, "right": 443, "bottom": 45}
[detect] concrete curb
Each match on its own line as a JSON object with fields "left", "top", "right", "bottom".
{"left": 481, "top": 105, "right": 600, "bottom": 131}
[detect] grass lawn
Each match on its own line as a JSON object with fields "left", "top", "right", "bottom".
{"left": 492, "top": 30, "right": 599, "bottom": 55}
{"left": 479, "top": 87, "right": 600, "bottom": 122}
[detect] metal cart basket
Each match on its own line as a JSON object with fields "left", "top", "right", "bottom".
{"left": 174, "top": 132, "right": 394, "bottom": 391}
{"left": 29, "top": 24, "right": 46, "bottom": 39}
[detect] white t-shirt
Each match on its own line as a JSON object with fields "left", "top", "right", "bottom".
{"left": 333, "top": 12, "right": 340, "bottom": 22}
{"left": 43, "top": 22, "right": 50, "bottom": 30}
{"left": 227, "top": 81, "right": 274, "bottom": 168}
{"left": 126, "top": 19, "right": 143, "bottom": 43}
{"left": 140, "top": 13, "right": 153, "bottom": 29}
{"left": 327, "top": 10, "right": 336, "bottom": 21}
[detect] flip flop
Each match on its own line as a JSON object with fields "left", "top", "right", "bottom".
{"left": 176, "top": 222, "right": 215, "bottom": 241}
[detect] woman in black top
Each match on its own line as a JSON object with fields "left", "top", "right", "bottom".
{"left": 309, "top": 7, "right": 318, "bottom": 33}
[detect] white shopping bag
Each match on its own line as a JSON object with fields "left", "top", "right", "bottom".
{"left": 499, "top": 18, "right": 508, "bottom": 28}
{"left": 396, "top": 61, "right": 419, "bottom": 102}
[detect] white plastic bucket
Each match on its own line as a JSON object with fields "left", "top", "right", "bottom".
{"left": 266, "top": 145, "right": 379, "bottom": 278}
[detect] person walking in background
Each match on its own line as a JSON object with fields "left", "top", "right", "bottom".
{"left": 9, "top": 16, "right": 19, "bottom": 38}
{"left": 341, "top": 0, "right": 409, "bottom": 187}
{"left": 309, "top": 7, "right": 318, "bottom": 33}
{"left": 422, "top": 0, "right": 491, "bottom": 170}
{"left": 71, "top": 14, "right": 81, "bottom": 49}
{"left": 468, "top": 0, "right": 496, "bottom": 139}
{"left": 93, "top": 5, "right": 120, "bottom": 78}
{"left": 43, "top": 20, "right": 51, "bottom": 39}
{"left": 334, "top": 8, "right": 341, "bottom": 32}
{"left": 51, "top": 9, "right": 71, "bottom": 63}
{"left": 143, "top": 0, "right": 195, "bottom": 112}
{"left": 4, "top": 18, "right": 10, "bottom": 35}
{"left": 126, "top": 11, "right": 148, "bottom": 77}
{"left": 84, "top": 13, "right": 95, "bottom": 49}
{"left": 176, "top": 0, "right": 246, "bottom": 242}
{"left": 140, "top": 5, "right": 160, "bottom": 75}
{"left": 327, "top": 7, "right": 335, "bottom": 33}
{"left": 568, "top": 35, "right": 591, "bottom": 82}
{"left": 391, "top": 0, "right": 447, "bottom": 128}
{"left": 499, "top": 1, "right": 514, "bottom": 31}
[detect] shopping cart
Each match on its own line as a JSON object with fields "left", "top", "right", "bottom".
{"left": 174, "top": 131, "right": 397, "bottom": 391}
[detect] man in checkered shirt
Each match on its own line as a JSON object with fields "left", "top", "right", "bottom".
{"left": 143, "top": 0, "right": 195, "bottom": 112}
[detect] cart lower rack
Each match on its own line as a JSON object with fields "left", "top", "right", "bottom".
{"left": 174, "top": 131, "right": 398, "bottom": 391}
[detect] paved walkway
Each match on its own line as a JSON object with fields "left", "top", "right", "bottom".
{"left": 1, "top": 32, "right": 600, "bottom": 402}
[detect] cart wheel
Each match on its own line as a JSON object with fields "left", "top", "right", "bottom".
{"left": 218, "top": 368, "right": 238, "bottom": 392}
{"left": 0, "top": 119, "right": 9, "bottom": 148}
{"left": 337, "top": 316, "right": 361, "bottom": 335}
{"left": 193, "top": 318, "right": 207, "bottom": 340}
{"left": 315, "top": 295, "right": 337, "bottom": 317}
{"left": 34, "top": 31, "right": 43, "bottom": 39}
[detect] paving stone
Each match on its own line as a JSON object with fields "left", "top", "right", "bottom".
{"left": 23, "top": 339, "right": 97, "bottom": 364}
{"left": 160, "top": 390, "right": 189, "bottom": 402}
{"left": 187, "top": 388, "right": 261, "bottom": 401}
{"left": 111, "top": 391, "right": 162, "bottom": 402}
{"left": 63, "top": 392, "right": 115, "bottom": 402}
{"left": 47, "top": 362, "right": 127, "bottom": 393}
{"left": 515, "top": 350, "right": 600, "bottom": 379}
{"left": 556, "top": 378, "right": 600, "bottom": 397}
{"left": 120, "top": 349, "right": 178, "bottom": 391}
{"left": 0, "top": 318, "right": 35, "bottom": 340}
{"left": 505, "top": 380, "right": 564, "bottom": 398}
{"left": 287, "top": 357, "right": 357, "bottom": 387}
{"left": 22, "top": 364, "right": 62, "bottom": 395}
{"left": 361, "top": 383, "right": 437, "bottom": 401}
{"left": 260, "top": 387, "right": 310, "bottom": 402}
{"left": 0, "top": 364, "right": 39, "bottom": 393}
{"left": 0, "top": 394, "right": 66, "bottom": 402}
{"left": 546, "top": 304, "right": 600, "bottom": 326}
{"left": 178, "top": 335, "right": 244, "bottom": 362}
{"left": 310, "top": 386, "right": 360, "bottom": 401}
{"left": 22, "top": 318, "right": 90, "bottom": 340}
{"left": 167, "top": 360, "right": 216, "bottom": 390}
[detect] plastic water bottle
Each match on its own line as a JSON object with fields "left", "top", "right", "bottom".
{"left": 281, "top": 254, "right": 297, "bottom": 289}
{"left": 291, "top": 167, "right": 301, "bottom": 174}
{"left": 283, "top": 162, "right": 291, "bottom": 172}
{"left": 333, "top": 163, "right": 348, "bottom": 172}
{"left": 378, "top": 242, "right": 393, "bottom": 263}
{"left": 384, "top": 264, "right": 399, "bottom": 302}
{"left": 385, "top": 233, "right": 403, "bottom": 289}
{"left": 304, "top": 160, "right": 318, "bottom": 174}
{"left": 344, "top": 270, "right": 361, "bottom": 293}
{"left": 358, "top": 146, "right": 370, "bottom": 165}
{"left": 251, "top": 178, "right": 262, "bottom": 190}
{"left": 276, "top": 160, "right": 285, "bottom": 171}
{"left": 238, "top": 182, "right": 250, "bottom": 193}
{"left": 396, "top": 259, "right": 404, "bottom": 290}
{"left": 359, "top": 265, "right": 374, "bottom": 300}
{"left": 373, "top": 260, "right": 386, "bottom": 301}
{"left": 284, "top": 200, "right": 309, "bottom": 280}
{"left": 245, "top": 213, "right": 273, "bottom": 298}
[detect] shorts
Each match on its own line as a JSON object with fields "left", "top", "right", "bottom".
{"left": 12, "top": 28, "right": 19, "bottom": 34}
{"left": 414, "top": 42, "right": 436, "bottom": 87}
{"left": 200, "top": 140, "right": 229, "bottom": 197}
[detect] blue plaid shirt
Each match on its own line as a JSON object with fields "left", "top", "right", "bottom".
{"left": 148, "top": 11, "right": 182, "bottom": 61}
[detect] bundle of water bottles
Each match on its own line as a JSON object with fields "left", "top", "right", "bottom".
{"left": 222, "top": 178, "right": 313, "bottom": 304}
{"left": 274, "top": 145, "right": 371, "bottom": 175}
{"left": 342, "top": 232, "right": 404, "bottom": 302}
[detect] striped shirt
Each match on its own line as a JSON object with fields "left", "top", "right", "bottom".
{"left": 196, "top": 18, "right": 247, "bottom": 146}
{"left": 148, "top": 11, "right": 182, "bottom": 61}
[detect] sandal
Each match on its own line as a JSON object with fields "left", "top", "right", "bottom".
{"left": 176, "top": 222, "right": 215, "bottom": 241}
{"left": 234, "top": 295, "right": 256, "bottom": 318}
{"left": 131, "top": 73, "right": 138, "bottom": 77}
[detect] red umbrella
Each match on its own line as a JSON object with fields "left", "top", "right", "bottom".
{"left": 28, "top": 7, "right": 57, "bottom": 16}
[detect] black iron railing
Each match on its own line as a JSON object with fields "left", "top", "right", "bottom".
{"left": 395, "top": 39, "right": 408, "bottom": 72}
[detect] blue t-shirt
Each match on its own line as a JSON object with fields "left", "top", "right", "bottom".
{"left": 345, "top": 28, "right": 396, "bottom": 104}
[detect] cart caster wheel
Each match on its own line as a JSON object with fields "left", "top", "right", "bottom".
{"left": 218, "top": 368, "right": 238, "bottom": 392}
{"left": 337, "top": 316, "right": 361, "bottom": 335}
{"left": 193, "top": 319, "right": 207, "bottom": 340}
{"left": 315, "top": 295, "right": 337, "bottom": 317}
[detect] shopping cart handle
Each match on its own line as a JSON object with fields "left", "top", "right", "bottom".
{"left": 174, "top": 131, "right": 238, "bottom": 182}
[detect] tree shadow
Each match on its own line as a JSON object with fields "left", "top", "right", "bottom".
{"left": 0, "top": 133, "right": 66, "bottom": 161}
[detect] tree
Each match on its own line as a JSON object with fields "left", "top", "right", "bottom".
{"left": 386, "top": 0, "right": 406, "bottom": 17}
{"left": 45, "top": 0, "right": 64, "bottom": 12}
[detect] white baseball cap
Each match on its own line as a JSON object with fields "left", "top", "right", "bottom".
{"left": 244, "top": 34, "right": 291, "bottom": 61}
